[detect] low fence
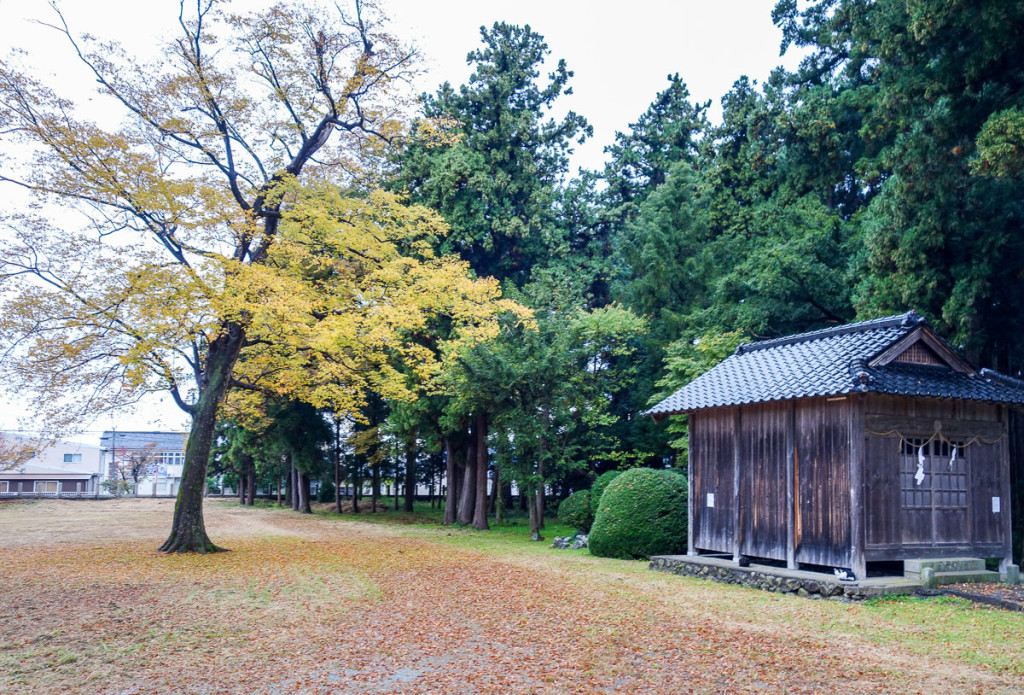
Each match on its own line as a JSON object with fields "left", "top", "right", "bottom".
{"left": 0, "top": 491, "right": 177, "bottom": 500}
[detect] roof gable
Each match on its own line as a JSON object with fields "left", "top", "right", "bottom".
{"left": 869, "top": 326, "right": 975, "bottom": 374}
{"left": 648, "top": 311, "right": 1024, "bottom": 419}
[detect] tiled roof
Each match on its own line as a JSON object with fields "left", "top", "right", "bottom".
{"left": 0, "top": 463, "right": 94, "bottom": 478}
{"left": 648, "top": 312, "right": 1024, "bottom": 417}
{"left": 99, "top": 431, "right": 188, "bottom": 451}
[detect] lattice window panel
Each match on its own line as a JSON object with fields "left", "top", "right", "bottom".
{"left": 894, "top": 342, "right": 944, "bottom": 366}
{"left": 899, "top": 438, "right": 967, "bottom": 509}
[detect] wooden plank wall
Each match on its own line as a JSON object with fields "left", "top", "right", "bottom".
{"left": 739, "top": 402, "right": 789, "bottom": 561}
{"left": 865, "top": 433, "right": 900, "bottom": 548}
{"left": 862, "top": 395, "right": 1006, "bottom": 557}
{"left": 693, "top": 399, "right": 855, "bottom": 567}
{"left": 971, "top": 436, "right": 1005, "bottom": 545}
{"left": 692, "top": 394, "right": 1011, "bottom": 568}
{"left": 794, "top": 398, "right": 852, "bottom": 568}
{"left": 690, "top": 409, "right": 735, "bottom": 554}
{"left": 1008, "top": 410, "right": 1024, "bottom": 565}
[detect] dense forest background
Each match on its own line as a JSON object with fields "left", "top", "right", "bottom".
{"left": 194, "top": 1, "right": 1022, "bottom": 546}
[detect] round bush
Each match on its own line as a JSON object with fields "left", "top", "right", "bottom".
{"left": 589, "top": 470, "right": 622, "bottom": 517}
{"left": 588, "top": 468, "right": 688, "bottom": 560}
{"left": 317, "top": 478, "right": 335, "bottom": 504}
{"left": 557, "top": 489, "right": 594, "bottom": 532}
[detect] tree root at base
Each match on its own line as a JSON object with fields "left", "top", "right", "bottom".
{"left": 157, "top": 535, "right": 229, "bottom": 554}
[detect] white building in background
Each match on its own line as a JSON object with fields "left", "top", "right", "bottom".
{"left": 0, "top": 433, "right": 104, "bottom": 495}
{"left": 99, "top": 431, "right": 188, "bottom": 496}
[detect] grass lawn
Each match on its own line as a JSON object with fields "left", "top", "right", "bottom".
{"left": 0, "top": 497, "right": 1020, "bottom": 694}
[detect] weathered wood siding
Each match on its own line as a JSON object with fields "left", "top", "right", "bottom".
{"left": 689, "top": 409, "right": 734, "bottom": 554}
{"left": 692, "top": 399, "right": 855, "bottom": 567}
{"left": 1007, "top": 410, "right": 1024, "bottom": 564}
{"left": 862, "top": 395, "right": 1007, "bottom": 559}
{"left": 738, "top": 402, "right": 789, "bottom": 561}
{"left": 691, "top": 393, "right": 1009, "bottom": 567}
{"left": 865, "top": 432, "right": 900, "bottom": 549}
{"left": 794, "top": 398, "right": 852, "bottom": 568}
{"left": 969, "top": 437, "right": 1004, "bottom": 545}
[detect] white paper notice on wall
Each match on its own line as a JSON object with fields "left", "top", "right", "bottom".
{"left": 993, "top": 496, "right": 1001, "bottom": 513}
{"left": 707, "top": 493, "right": 715, "bottom": 508}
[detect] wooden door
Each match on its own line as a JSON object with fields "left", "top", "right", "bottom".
{"left": 899, "top": 438, "right": 969, "bottom": 545}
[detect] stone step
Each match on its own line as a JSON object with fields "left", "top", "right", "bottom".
{"left": 919, "top": 569, "right": 1001, "bottom": 589}
{"left": 905, "top": 557, "right": 986, "bottom": 577}
{"left": 933, "top": 570, "right": 1001, "bottom": 586}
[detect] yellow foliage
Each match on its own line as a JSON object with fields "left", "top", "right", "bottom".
{"left": 0, "top": 1, "right": 524, "bottom": 437}
{"left": 228, "top": 185, "right": 531, "bottom": 422}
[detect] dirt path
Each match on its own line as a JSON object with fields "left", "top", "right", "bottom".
{"left": 0, "top": 499, "right": 1019, "bottom": 694}
{"left": 0, "top": 498, "right": 294, "bottom": 547}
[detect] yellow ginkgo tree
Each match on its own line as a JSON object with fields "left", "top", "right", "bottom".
{"left": 0, "top": 0, "right": 518, "bottom": 552}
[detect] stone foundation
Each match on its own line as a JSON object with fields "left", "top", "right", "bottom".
{"left": 649, "top": 555, "right": 921, "bottom": 601}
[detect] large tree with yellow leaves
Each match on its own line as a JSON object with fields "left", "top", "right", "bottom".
{"left": 0, "top": 1, "right": 517, "bottom": 552}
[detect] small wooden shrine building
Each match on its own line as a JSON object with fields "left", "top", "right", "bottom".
{"left": 648, "top": 311, "right": 1023, "bottom": 578}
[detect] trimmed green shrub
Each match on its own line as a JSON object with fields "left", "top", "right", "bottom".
{"left": 558, "top": 489, "right": 594, "bottom": 532}
{"left": 589, "top": 470, "right": 622, "bottom": 517}
{"left": 317, "top": 478, "right": 335, "bottom": 504}
{"left": 588, "top": 467, "right": 688, "bottom": 560}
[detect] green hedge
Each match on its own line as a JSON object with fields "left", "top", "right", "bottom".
{"left": 557, "top": 489, "right": 594, "bottom": 532}
{"left": 317, "top": 478, "right": 335, "bottom": 503}
{"left": 589, "top": 470, "right": 622, "bottom": 517}
{"left": 588, "top": 467, "right": 688, "bottom": 560}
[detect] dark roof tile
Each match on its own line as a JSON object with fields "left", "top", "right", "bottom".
{"left": 99, "top": 431, "right": 188, "bottom": 451}
{"left": 648, "top": 312, "right": 1024, "bottom": 417}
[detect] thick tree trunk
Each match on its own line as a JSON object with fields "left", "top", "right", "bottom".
{"left": 492, "top": 465, "right": 503, "bottom": 524}
{"left": 472, "top": 412, "right": 489, "bottom": 530}
{"left": 159, "top": 326, "right": 245, "bottom": 554}
{"left": 351, "top": 460, "right": 360, "bottom": 514}
{"left": 393, "top": 466, "right": 399, "bottom": 510}
{"left": 404, "top": 442, "right": 416, "bottom": 513}
{"left": 245, "top": 455, "right": 256, "bottom": 506}
{"left": 536, "top": 485, "right": 545, "bottom": 530}
{"left": 457, "top": 438, "right": 476, "bottom": 524}
{"left": 334, "top": 419, "right": 343, "bottom": 514}
{"left": 527, "top": 487, "right": 544, "bottom": 542}
{"left": 371, "top": 463, "right": 380, "bottom": 513}
{"left": 299, "top": 471, "right": 312, "bottom": 514}
{"left": 276, "top": 474, "right": 282, "bottom": 507}
{"left": 443, "top": 438, "right": 457, "bottom": 525}
{"left": 290, "top": 458, "right": 299, "bottom": 511}
{"left": 238, "top": 472, "right": 246, "bottom": 505}
{"left": 453, "top": 456, "right": 464, "bottom": 516}
{"left": 536, "top": 446, "right": 546, "bottom": 529}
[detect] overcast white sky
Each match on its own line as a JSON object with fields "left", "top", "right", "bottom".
{"left": 0, "top": 0, "right": 801, "bottom": 438}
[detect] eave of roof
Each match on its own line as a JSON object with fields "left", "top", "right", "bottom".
{"left": 647, "top": 311, "right": 1024, "bottom": 419}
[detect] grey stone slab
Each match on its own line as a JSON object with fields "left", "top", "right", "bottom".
{"left": 905, "top": 557, "right": 986, "bottom": 575}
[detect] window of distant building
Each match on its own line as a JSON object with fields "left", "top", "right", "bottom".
{"left": 34, "top": 481, "right": 58, "bottom": 494}
{"left": 0, "top": 481, "right": 8, "bottom": 493}
{"left": 159, "top": 451, "right": 184, "bottom": 466}
{"left": 63, "top": 453, "right": 83, "bottom": 463}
